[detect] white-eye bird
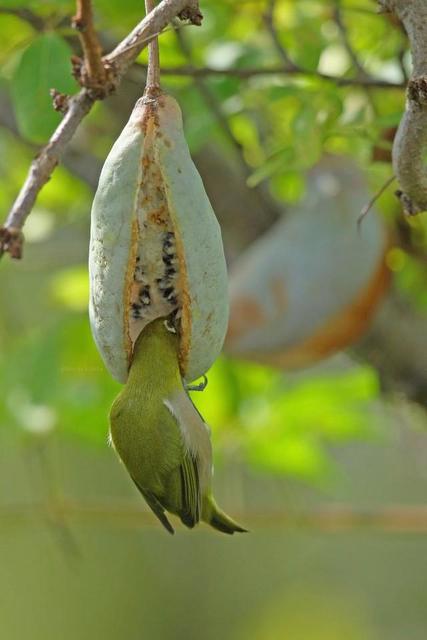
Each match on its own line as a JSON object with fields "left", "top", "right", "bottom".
{"left": 109, "top": 317, "right": 246, "bottom": 535}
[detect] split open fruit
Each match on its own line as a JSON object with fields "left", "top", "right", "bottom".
{"left": 89, "top": 93, "right": 229, "bottom": 383}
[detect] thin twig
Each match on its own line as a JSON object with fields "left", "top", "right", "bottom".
{"left": 173, "top": 25, "right": 280, "bottom": 223}
{"left": 0, "top": 0, "right": 201, "bottom": 259}
{"left": 0, "top": 7, "right": 45, "bottom": 32}
{"left": 174, "top": 27, "right": 248, "bottom": 173}
{"left": 357, "top": 174, "right": 396, "bottom": 229}
{"left": 396, "top": 46, "right": 409, "bottom": 84}
{"left": 145, "top": 0, "right": 161, "bottom": 93}
{"left": 3, "top": 499, "right": 427, "bottom": 533}
{"left": 333, "top": 1, "right": 368, "bottom": 78}
{"left": 263, "top": 0, "right": 296, "bottom": 69}
{"left": 135, "top": 62, "right": 404, "bottom": 87}
{"left": 263, "top": 0, "right": 399, "bottom": 96}
{"left": 104, "top": 0, "right": 201, "bottom": 71}
{"left": 72, "top": 0, "right": 106, "bottom": 89}
{"left": 332, "top": 0, "right": 381, "bottom": 117}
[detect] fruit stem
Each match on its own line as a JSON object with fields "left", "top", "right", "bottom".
{"left": 145, "top": 0, "right": 161, "bottom": 94}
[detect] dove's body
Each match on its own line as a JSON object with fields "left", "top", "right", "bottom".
{"left": 109, "top": 318, "right": 246, "bottom": 534}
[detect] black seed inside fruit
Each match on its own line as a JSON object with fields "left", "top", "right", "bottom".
{"left": 129, "top": 230, "right": 181, "bottom": 341}
{"left": 139, "top": 285, "right": 150, "bottom": 305}
{"left": 171, "top": 307, "right": 182, "bottom": 321}
{"left": 134, "top": 258, "right": 146, "bottom": 282}
{"left": 157, "top": 231, "right": 180, "bottom": 323}
{"left": 131, "top": 302, "right": 143, "bottom": 319}
{"left": 162, "top": 254, "right": 174, "bottom": 267}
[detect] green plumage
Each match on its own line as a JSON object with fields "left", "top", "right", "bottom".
{"left": 109, "top": 318, "right": 246, "bottom": 535}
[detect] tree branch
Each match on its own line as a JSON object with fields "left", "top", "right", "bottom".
{"left": 379, "top": 0, "right": 427, "bottom": 215}
{"left": 0, "top": 91, "right": 103, "bottom": 192}
{"left": 72, "top": 0, "right": 106, "bottom": 90}
{"left": 103, "top": 0, "right": 200, "bottom": 73}
{"left": 0, "top": 92, "right": 94, "bottom": 259}
{"left": 0, "top": 0, "right": 200, "bottom": 259}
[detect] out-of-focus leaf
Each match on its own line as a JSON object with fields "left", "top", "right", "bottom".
{"left": 50, "top": 266, "right": 89, "bottom": 312}
{"left": 247, "top": 147, "right": 295, "bottom": 187}
{"left": 240, "top": 364, "right": 381, "bottom": 481}
{"left": 271, "top": 170, "right": 306, "bottom": 203}
{"left": 229, "top": 112, "right": 263, "bottom": 165}
{"left": 191, "top": 354, "right": 382, "bottom": 482}
{"left": 11, "top": 33, "right": 77, "bottom": 143}
{"left": 394, "top": 255, "right": 427, "bottom": 311}
{"left": 0, "top": 0, "right": 422, "bottom": 485}
{"left": 0, "top": 317, "right": 120, "bottom": 445}
{"left": 0, "top": 15, "right": 33, "bottom": 69}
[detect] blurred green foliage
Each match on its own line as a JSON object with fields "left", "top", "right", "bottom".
{"left": 0, "top": 0, "right": 426, "bottom": 485}
{"left": 11, "top": 33, "right": 77, "bottom": 142}
{"left": 2, "top": 5, "right": 427, "bottom": 640}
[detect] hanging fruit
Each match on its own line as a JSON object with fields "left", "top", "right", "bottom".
{"left": 89, "top": 87, "right": 228, "bottom": 386}
{"left": 89, "top": 2, "right": 244, "bottom": 535}
{"left": 225, "top": 157, "right": 391, "bottom": 369}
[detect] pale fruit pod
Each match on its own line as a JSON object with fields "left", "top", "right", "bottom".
{"left": 225, "top": 157, "right": 391, "bottom": 369}
{"left": 89, "top": 93, "right": 229, "bottom": 383}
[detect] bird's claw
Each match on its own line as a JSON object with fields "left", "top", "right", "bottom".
{"left": 186, "top": 375, "right": 208, "bottom": 392}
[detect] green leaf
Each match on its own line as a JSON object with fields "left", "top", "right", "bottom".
{"left": 247, "top": 147, "right": 296, "bottom": 187}
{"left": 11, "top": 33, "right": 77, "bottom": 143}
{"left": 0, "top": 15, "right": 34, "bottom": 69}
{"left": 271, "top": 171, "right": 306, "bottom": 203}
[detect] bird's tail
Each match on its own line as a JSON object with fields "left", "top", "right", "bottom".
{"left": 203, "top": 496, "right": 247, "bottom": 535}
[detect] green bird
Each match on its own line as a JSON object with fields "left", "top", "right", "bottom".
{"left": 109, "top": 317, "right": 246, "bottom": 535}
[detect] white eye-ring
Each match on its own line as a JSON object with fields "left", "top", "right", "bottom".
{"left": 164, "top": 319, "right": 177, "bottom": 334}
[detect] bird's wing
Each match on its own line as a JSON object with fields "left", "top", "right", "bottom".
{"left": 178, "top": 450, "right": 200, "bottom": 528}
{"left": 130, "top": 475, "right": 175, "bottom": 535}
{"left": 164, "top": 395, "right": 205, "bottom": 528}
{"left": 163, "top": 392, "right": 212, "bottom": 483}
